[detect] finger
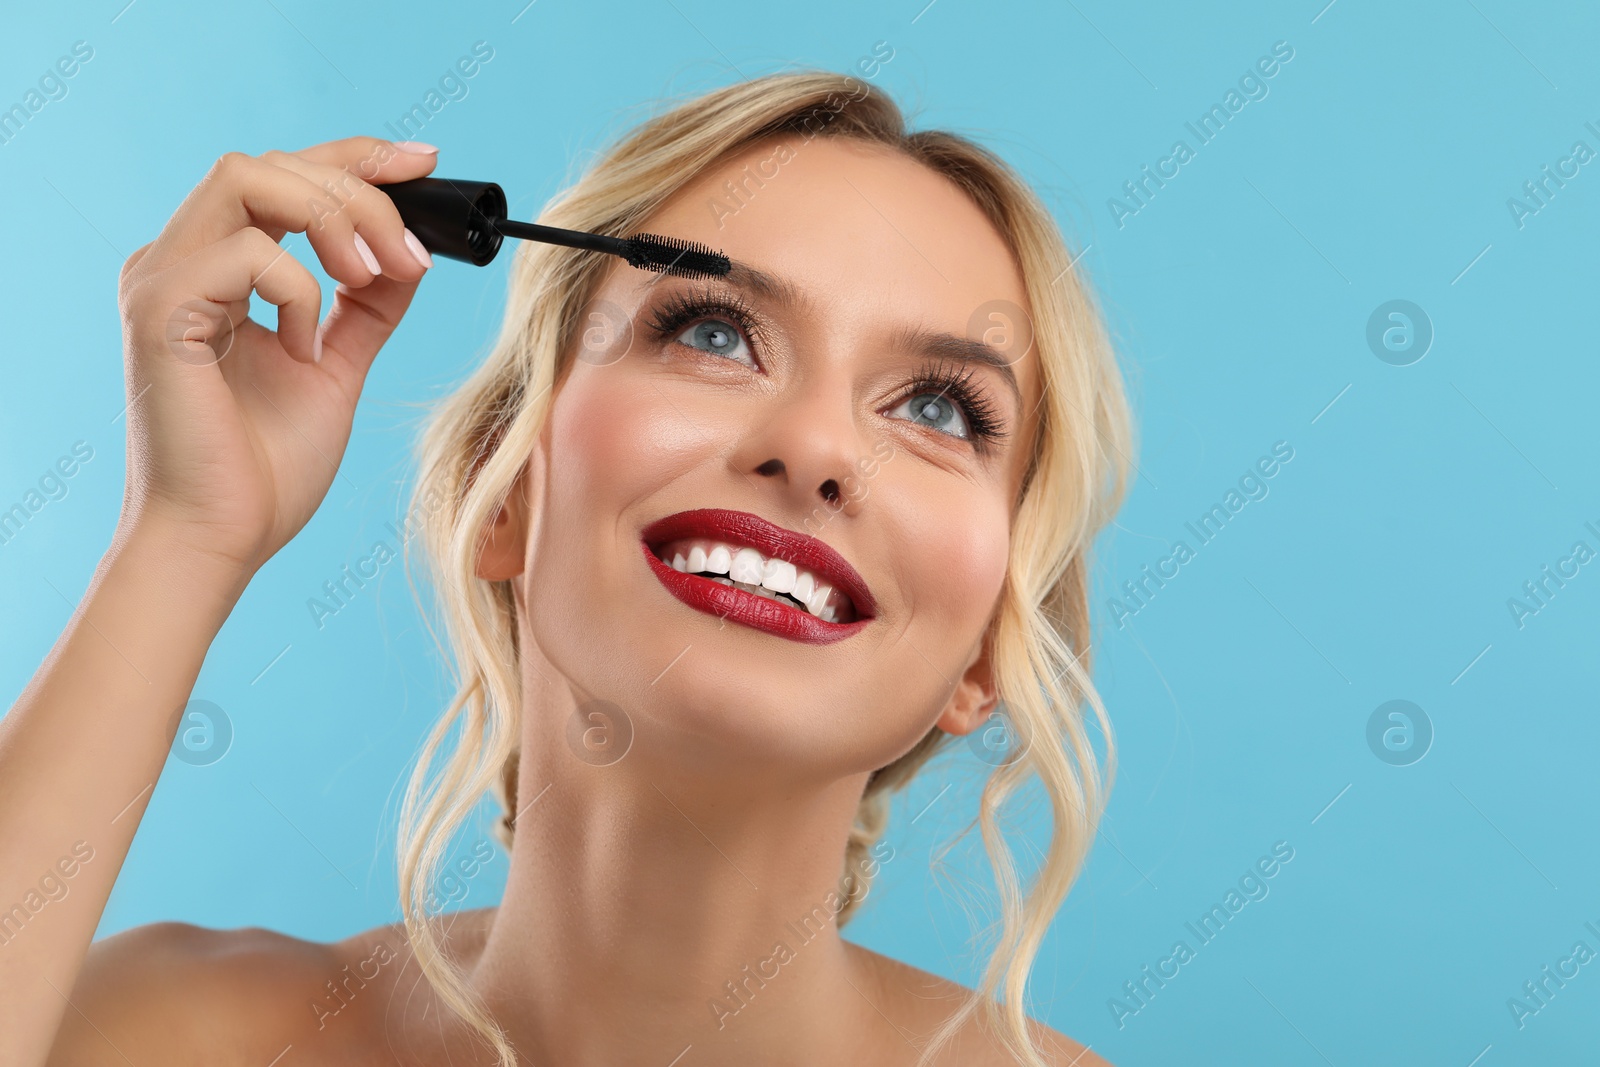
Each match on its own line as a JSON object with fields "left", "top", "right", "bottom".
{"left": 317, "top": 273, "right": 422, "bottom": 384}
{"left": 150, "top": 227, "right": 323, "bottom": 365}
{"left": 144, "top": 153, "right": 375, "bottom": 290}
{"left": 258, "top": 148, "right": 432, "bottom": 286}
{"left": 288, "top": 135, "right": 440, "bottom": 188}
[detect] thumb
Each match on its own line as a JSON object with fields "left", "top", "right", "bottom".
{"left": 316, "top": 274, "right": 422, "bottom": 386}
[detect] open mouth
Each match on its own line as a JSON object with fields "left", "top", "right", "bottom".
{"left": 639, "top": 508, "right": 876, "bottom": 644}
{"left": 651, "top": 538, "right": 858, "bottom": 622}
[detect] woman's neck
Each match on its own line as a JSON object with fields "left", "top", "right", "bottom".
{"left": 465, "top": 672, "right": 884, "bottom": 1065}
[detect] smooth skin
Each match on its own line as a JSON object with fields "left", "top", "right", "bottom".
{"left": 0, "top": 134, "right": 1107, "bottom": 1065}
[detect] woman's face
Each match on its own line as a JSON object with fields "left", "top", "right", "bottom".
{"left": 505, "top": 134, "right": 1042, "bottom": 782}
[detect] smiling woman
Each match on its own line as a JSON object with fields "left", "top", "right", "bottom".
{"left": 392, "top": 71, "right": 1134, "bottom": 1064}
{"left": 10, "top": 66, "right": 1130, "bottom": 1067}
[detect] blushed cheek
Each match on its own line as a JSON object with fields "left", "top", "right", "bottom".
{"left": 922, "top": 500, "right": 1010, "bottom": 647}
{"left": 527, "top": 368, "right": 671, "bottom": 672}
{"left": 871, "top": 484, "right": 1010, "bottom": 750}
{"left": 548, "top": 365, "right": 669, "bottom": 512}
{"left": 543, "top": 362, "right": 732, "bottom": 541}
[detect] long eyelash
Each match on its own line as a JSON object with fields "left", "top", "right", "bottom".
{"left": 897, "top": 360, "right": 1009, "bottom": 447}
{"left": 644, "top": 286, "right": 767, "bottom": 360}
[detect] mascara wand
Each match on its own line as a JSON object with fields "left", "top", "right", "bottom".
{"left": 380, "top": 176, "right": 731, "bottom": 279}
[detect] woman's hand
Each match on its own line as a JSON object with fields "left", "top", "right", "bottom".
{"left": 0, "top": 137, "right": 445, "bottom": 1067}
{"left": 115, "top": 136, "right": 439, "bottom": 577}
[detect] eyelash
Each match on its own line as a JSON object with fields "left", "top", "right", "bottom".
{"left": 645, "top": 289, "right": 768, "bottom": 358}
{"left": 893, "top": 361, "right": 1008, "bottom": 447}
{"left": 644, "top": 287, "right": 1009, "bottom": 449}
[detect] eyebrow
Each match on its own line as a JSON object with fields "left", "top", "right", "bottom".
{"left": 645, "top": 258, "right": 1024, "bottom": 408}
{"left": 723, "top": 260, "right": 812, "bottom": 310}
{"left": 884, "top": 323, "right": 1023, "bottom": 409}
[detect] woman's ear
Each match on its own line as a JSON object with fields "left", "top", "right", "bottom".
{"left": 935, "top": 629, "right": 1001, "bottom": 737}
{"left": 475, "top": 462, "right": 533, "bottom": 582}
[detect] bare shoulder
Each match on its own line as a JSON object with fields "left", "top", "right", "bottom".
{"left": 46, "top": 917, "right": 410, "bottom": 1067}
{"left": 848, "top": 942, "right": 1111, "bottom": 1067}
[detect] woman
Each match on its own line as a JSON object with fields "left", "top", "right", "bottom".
{"left": 6, "top": 70, "right": 1130, "bottom": 1065}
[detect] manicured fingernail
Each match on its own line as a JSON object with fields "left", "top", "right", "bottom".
{"left": 312, "top": 326, "right": 324, "bottom": 364}
{"left": 352, "top": 232, "right": 381, "bottom": 277}
{"left": 393, "top": 141, "right": 438, "bottom": 154}
{"left": 403, "top": 227, "right": 433, "bottom": 269}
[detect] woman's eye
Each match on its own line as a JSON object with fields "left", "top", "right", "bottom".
{"left": 674, "top": 317, "right": 754, "bottom": 367}
{"left": 889, "top": 392, "right": 970, "bottom": 439}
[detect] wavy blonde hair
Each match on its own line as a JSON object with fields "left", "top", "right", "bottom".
{"left": 397, "top": 69, "right": 1132, "bottom": 1066}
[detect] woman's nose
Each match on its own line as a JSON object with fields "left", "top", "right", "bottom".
{"left": 753, "top": 457, "right": 849, "bottom": 510}
{"left": 735, "top": 391, "right": 869, "bottom": 522}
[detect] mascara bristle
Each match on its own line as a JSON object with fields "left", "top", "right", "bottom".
{"left": 624, "top": 233, "right": 732, "bottom": 279}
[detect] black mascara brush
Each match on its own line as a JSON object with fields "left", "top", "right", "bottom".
{"left": 380, "top": 176, "right": 731, "bottom": 279}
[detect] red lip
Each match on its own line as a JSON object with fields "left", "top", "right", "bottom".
{"left": 639, "top": 508, "right": 877, "bottom": 645}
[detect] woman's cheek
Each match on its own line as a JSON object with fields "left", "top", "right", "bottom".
{"left": 872, "top": 468, "right": 1009, "bottom": 644}
{"left": 549, "top": 363, "right": 700, "bottom": 507}
{"left": 926, "top": 495, "right": 1010, "bottom": 632}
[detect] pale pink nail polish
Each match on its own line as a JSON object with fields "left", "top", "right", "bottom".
{"left": 312, "top": 326, "right": 324, "bottom": 364}
{"left": 352, "top": 233, "right": 381, "bottom": 277}
{"left": 403, "top": 228, "right": 434, "bottom": 269}
{"left": 393, "top": 141, "right": 438, "bottom": 154}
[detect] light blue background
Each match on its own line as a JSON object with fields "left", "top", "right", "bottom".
{"left": 2, "top": 2, "right": 1597, "bottom": 1064}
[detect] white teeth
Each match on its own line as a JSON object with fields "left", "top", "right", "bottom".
{"left": 761, "top": 558, "right": 797, "bottom": 594}
{"left": 730, "top": 547, "right": 764, "bottom": 585}
{"left": 655, "top": 537, "right": 856, "bottom": 622}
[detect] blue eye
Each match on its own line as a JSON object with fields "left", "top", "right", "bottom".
{"left": 674, "top": 317, "right": 754, "bottom": 367}
{"left": 884, "top": 363, "right": 1007, "bottom": 450}
{"left": 647, "top": 289, "right": 766, "bottom": 370}
{"left": 889, "top": 391, "right": 971, "bottom": 439}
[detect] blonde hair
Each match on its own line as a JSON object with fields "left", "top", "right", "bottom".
{"left": 397, "top": 69, "right": 1132, "bottom": 1066}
